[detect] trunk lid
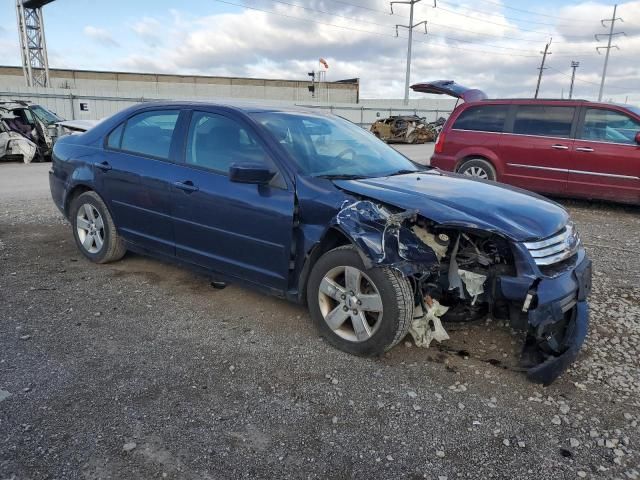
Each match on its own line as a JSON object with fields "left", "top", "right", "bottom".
{"left": 410, "top": 80, "right": 488, "bottom": 103}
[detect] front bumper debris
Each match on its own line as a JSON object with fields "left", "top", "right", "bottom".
{"left": 501, "top": 251, "right": 592, "bottom": 385}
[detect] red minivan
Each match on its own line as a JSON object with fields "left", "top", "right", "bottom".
{"left": 414, "top": 81, "right": 640, "bottom": 204}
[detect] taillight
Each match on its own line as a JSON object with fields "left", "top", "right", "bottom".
{"left": 434, "top": 131, "right": 446, "bottom": 154}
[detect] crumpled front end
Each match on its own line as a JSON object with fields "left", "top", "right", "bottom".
{"left": 331, "top": 199, "right": 591, "bottom": 385}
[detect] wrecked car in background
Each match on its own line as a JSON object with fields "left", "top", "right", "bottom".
{"left": 370, "top": 115, "right": 438, "bottom": 144}
{"left": 0, "top": 100, "right": 96, "bottom": 163}
{"left": 50, "top": 102, "right": 592, "bottom": 385}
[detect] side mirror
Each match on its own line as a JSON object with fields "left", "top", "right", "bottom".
{"left": 229, "top": 163, "right": 275, "bottom": 185}
{"left": 635, "top": 132, "right": 640, "bottom": 145}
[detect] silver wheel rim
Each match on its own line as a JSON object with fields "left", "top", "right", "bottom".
{"left": 463, "top": 165, "right": 489, "bottom": 179}
{"left": 318, "top": 266, "right": 384, "bottom": 343}
{"left": 76, "top": 203, "right": 105, "bottom": 254}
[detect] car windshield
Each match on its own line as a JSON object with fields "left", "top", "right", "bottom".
{"left": 30, "top": 105, "right": 62, "bottom": 125}
{"left": 251, "top": 111, "right": 421, "bottom": 178}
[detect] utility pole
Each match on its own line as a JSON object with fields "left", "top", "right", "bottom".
{"left": 596, "top": 4, "right": 625, "bottom": 102}
{"left": 568, "top": 61, "right": 580, "bottom": 99}
{"left": 534, "top": 38, "right": 552, "bottom": 99}
{"left": 391, "top": 0, "right": 431, "bottom": 105}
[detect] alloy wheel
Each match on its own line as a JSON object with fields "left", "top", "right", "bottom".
{"left": 317, "top": 265, "right": 384, "bottom": 342}
{"left": 462, "top": 166, "right": 489, "bottom": 179}
{"left": 76, "top": 203, "right": 105, "bottom": 254}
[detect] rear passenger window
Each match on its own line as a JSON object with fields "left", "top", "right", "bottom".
{"left": 513, "top": 106, "right": 575, "bottom": 138}
{"left": 185, "top": 112, "right": 270, "bottom": 174}
{"left": 452, "top": 105, "right": 508, "bottom": 133}
{"left": 119, "top": 110, "right": 179, "bottom": 159}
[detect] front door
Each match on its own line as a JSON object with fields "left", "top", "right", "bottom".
{"left": 569, "top": 107, "right": 640, "bottom": 203}
{"left": 171, "top": 110, "right": 295, "bottom": 290}
{"left": 500, "top": 104, "right": 577, "bottom": 195}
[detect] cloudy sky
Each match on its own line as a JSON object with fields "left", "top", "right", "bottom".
{"left": 0, "top": 0, "right": 638, "bottom": 102}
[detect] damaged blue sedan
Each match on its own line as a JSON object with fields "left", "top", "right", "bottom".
{"left": 49, "top": 102, "right": 592, "bottom": 384}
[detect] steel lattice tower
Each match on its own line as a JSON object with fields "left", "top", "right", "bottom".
{"left": 15, "top": 0, "right": 56, "bottom": 87}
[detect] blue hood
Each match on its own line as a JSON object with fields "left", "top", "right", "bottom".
{"left": 333, "top": 171, "right": 568, "bottom": 242}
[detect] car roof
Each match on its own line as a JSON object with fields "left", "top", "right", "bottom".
{"left": 466, "top": 98, "right": 630, "bottom": 110}
{"left": 129, "top": 99, "right": 326, "bottom": 115}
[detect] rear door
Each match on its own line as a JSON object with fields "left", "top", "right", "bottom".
{"left": 170, "top": 109, "right": 295, "bottom": 290}
{"left": 97, "top": 108, "right": 183, "bottom": 256}
{"left": 569, "top": 106, "right": 640, "bottom": 203}
{"left": 500, "top": 104, "right": 577, "bottom": 195}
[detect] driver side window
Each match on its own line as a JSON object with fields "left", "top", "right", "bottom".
{"left": 185, "top": 112, "right": 271, "bottom": 174}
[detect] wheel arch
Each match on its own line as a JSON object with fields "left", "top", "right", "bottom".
{"left": 455, "top": 152, "right": 502, "bottom": 179}
{"left": 296, "top": 227, "right": 354, "bottom": 305}
{"left": 64, "top": 183, "right": 93, "bottom": 217}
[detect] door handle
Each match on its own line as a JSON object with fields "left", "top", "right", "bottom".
{"left": 576, "top": 147, "right": 594, "bottom": 152}
{"left": 551, "top": 144, "right": 569, "bottom": 150}
{"left": 173, "top": 180, "right": 199, "bottom": 193}
{"left": 96, "top": 161, "right": 112, "bottom": 171}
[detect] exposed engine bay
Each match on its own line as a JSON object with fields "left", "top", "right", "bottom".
{"left": 333, "top": 200, "right": 591, "bottom": 385}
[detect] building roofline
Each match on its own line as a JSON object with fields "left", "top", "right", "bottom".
{"left": 0, "top": 65, "right": 359, "bottom": 85}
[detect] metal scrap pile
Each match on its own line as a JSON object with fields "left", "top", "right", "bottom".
{"left": 370, "top": 115, "right": 446, "bottom": 144}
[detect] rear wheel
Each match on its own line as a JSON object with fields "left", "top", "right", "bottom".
{"left": 307, "top": 246, "right": 414, "bottom": 356}
{"left": 457, "top": 158, "right": 497, "bottom": 181}
{"left": 70, "top": 191, "right": 126, "bottom": 264}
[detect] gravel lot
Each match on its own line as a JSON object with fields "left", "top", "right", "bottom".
{"left": 1, "top": 158, "right": 639, "bottom": 480}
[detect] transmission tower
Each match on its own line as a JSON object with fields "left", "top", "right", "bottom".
{"left": 15, "top": 0, "right": 56, "bottom": 87}
{"left": 595, "top": 4, "right": 625, "bottom": 102}
{"left": 391, "top": 0, "right": 431, "bottom": 105}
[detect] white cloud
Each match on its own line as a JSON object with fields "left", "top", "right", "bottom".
{"left": 83, "top": 25, "right": 120, "bottom": 48}
{"left": 131, "top": 17, "right": 163, "bottom": 47}
{"left": 112, "top": 0, "right": 639, "bottom": 103}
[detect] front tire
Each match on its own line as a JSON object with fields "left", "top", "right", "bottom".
{"left": 306, "top": 246, "right": 414, "bottom": 356}
{"left": 70, "top": 191, "right": 126, "bottom": 264}
{"left": 457, "top": 158, "right": 497, "bottom": 181}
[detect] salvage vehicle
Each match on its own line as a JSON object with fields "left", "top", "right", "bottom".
{"left": 412, "top": 80, "right": 640, "bottom": 204}
{"left": 370, "top": 115, "right": 434, "bottom": 143}
{"left": 49, "top": 101, "right": 592, "bottom": 384}
{"left": 0, "top": 101, "right": 96, "bottom": 163}
{"left": 0, "top": 101, "right": 58, "bottom": 162}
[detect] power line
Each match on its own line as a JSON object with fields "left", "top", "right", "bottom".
{"left": 472, "top": 0, "right": 594, "bottom": 24}
{"left": 212, "top": 0, "right": 542, "bottom": 57}
{"left": 437, "top": 0, "right": 574, "bottom": 28}
{"left": 546, "top": 65, "right": 631, "bottom": 91}
{"left": 249, "top": 0, "right": 554, "bottom": 54}
{"left": 433, "top": 3, "right": 589, "bottom": 39}
{"left": 311, "top": 0, "right": 597, "bottom": 45}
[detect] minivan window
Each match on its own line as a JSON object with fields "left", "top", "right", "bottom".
{"left": 185, "top": 112, "right": 270, "bottom": 174}
{"left": 513, "top": 106, "right": 575, "bottom": 138}
{"left": 119, "top": 110, "right": 179, "bottom": 159}
{"left": 452, "top": 105, "right": 508, "bottom": 133}
{"left": 580, "top": 108, "right": 640, "bottom": 145}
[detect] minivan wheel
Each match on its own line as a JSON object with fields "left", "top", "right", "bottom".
{"left": 458, "top": 158, "right": 497, "bottom": 181}
{"left": 70, "top": 191, "right": 126, "bottom": 264}
{"left": 307, "top": 245, "right": 414, "bottom": 356}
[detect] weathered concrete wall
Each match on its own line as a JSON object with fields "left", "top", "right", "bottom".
{"left": 0, "top": 66, "right": 359, "bottom": 103}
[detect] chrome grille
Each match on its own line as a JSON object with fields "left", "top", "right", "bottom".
{"left": 524, "top": 223, "right": 580, "bottom": 266}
